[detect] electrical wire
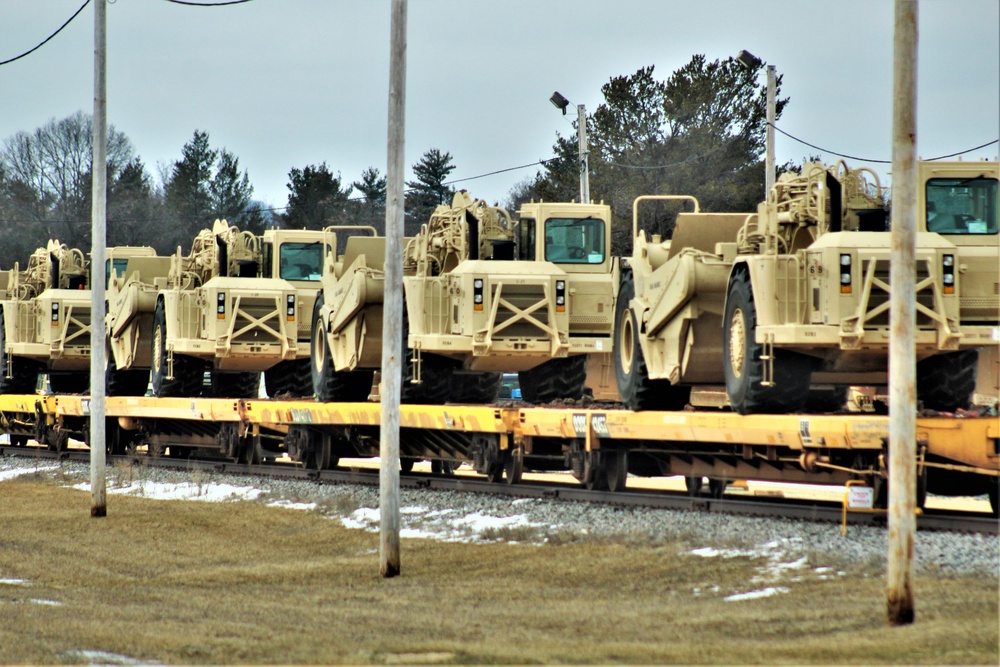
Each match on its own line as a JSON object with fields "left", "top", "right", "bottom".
{"left": 0, "top": 0, "right": 91, "bottom": 67}
{"left": 162, "top": 0, "right": 255, "bottom": 6}
{"left": 770, "top": 123, "right": 999, "bottom": 164}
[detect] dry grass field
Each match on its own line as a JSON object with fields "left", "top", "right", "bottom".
{"left": 0, "top": 475, "right": 997, "bottom": 665}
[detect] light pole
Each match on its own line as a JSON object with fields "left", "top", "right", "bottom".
{"left": 736, "top": 50, "right": 776, "bottom": 197}
{"left": 550, "top": 91, "right": 590, "bottom": 204}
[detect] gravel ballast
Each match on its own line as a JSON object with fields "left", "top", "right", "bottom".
{"left": 2, "top": 456, "right": 997, "bottom": 578}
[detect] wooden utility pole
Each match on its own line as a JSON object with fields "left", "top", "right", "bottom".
{"left": 379, "top": 0, "right": 407, "bottom": 578}
{"left": 90, "top": 0, "right": 107, "bottom": 518}
{"left": 887, "top": 0, "right": 918, "bottom": 626}
{"left": 765, "top": 65, "right": 776, "bottom": 195}
{"left": 577, "top": 104, "right": 589, "bottom": 204}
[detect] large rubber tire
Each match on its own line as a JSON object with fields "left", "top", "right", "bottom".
{"left": 0, "top": 315, "right": 39, "bottom": 395}
{"left": 450, "top": 372, "right": 502, "bottom": 403}
{"left": 311, "top": 293, "right": 375, "bottom": 402}
{"left": 518, "top": 356, "right": 588, "bottom": 404}
{"left": 614, "top": 269, "right": 691, "bottom": 411}
{"left": 209, "top": 371, "right": 261, "bottom": 399}
{"left": 723, "top": 271, "right": 811, "bottom": 414}
{"left": 264, "top": 359, "right": 313, "bottom": 398}
{"left": 106, "top": 350, "right": 150, "bottom": 397}
{"left": 916, "top": 349, "right": 978, "bottom": 411}
{"left": 150, "top": 300, "right": 205, "bottom": 398}
{"left": 401, "top": 301, "right": 453, "bottom": 405}
{"left": 804, "top": 387, "right": 849, "bottom": 414}
{"left": 48, "top": 372, "right": 89, "bottom": 394}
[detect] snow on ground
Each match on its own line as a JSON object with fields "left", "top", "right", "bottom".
{"left": 0, "top": 465, "right": 59, "bottom": 482}
{"left": 71, "top": 480, "right": 264, "bottom": 503}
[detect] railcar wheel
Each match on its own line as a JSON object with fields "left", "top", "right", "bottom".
{"left": 708, "top": 478, "right": 728, "bottom": 499}
{"left": 685, "top": 476, "right": 704, "bottom": 496}
{"left": 723, "top": 271, "right": 811, "bottom": 414}
{"left": 312, "top": 435, "right": 331, "bottom": 471}
{"left": 605, "top": 448, "right": 628, "bottom": 492}
{"left": 504, "top": 446, "right": 523, "bottom": 484}
{"left": 486, "top": 461, "right": 504, "bottom": 483}
{"left": 400, "top": 457, "right": 416, "bottom": 473}
{"left": 988, "top": 479, "right": 999, "bottom": 518}
{"left": 614, "top": 270, "right": 691, "bottom": 411}
{"left": 10, "top": 435, "right": 28, "bottom": 447}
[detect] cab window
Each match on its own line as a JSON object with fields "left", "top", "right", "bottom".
{"left": 544, "top": 217, "right": 605, "bottom": 264}
{"left": 926, "top": 177, "right": 998, "bottom": 235}
{"left": 279, "top": 242, "right": 323, "bottom": 280}
{"left": 105, "top": 258, "right": 130, "bottom": 286}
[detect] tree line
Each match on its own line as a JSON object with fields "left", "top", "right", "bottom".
{"left": 0, "top": 54, "right": 792, "bottom": 267}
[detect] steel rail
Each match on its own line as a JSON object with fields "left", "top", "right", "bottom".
{"left": 4, "top": 446, "right": 995, "bottom": 535}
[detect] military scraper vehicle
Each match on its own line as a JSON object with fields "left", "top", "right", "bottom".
{"left": 311, "top": 190, "right": 618, "bottom": 404}
{"left": 616, "top": 160, "right": 990, "bottom": 414}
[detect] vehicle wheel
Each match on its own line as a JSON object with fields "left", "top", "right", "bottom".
{"left": 10, "top": 435, "right": 29, "bottom": 447}
{"left": 401, "top": 300, "right": 453, "bottom": 404}
{"left": 614, "top": 269, "right": 691, "bottom": 411}
{"left": 486, "top": 461, "right": 504, "bottom": 483}
{"left": 151, "top": 300, "right": 205, "bottom": 398}
{"left": 400, "top": 457, "right": 416, "bottom": 473}
{"left": 312, "top": 292, "right": 376, "bottom": 402}
{"left": 0, "top": 316, "right": 40, "bottom": 395}
{"left": 106, "top": 350, "right": 149, "bottom": 397}
{"left": 685, "top": 476, "right": 704, "bottom": 496}
{"left": 988, "top": 478, "right": 999, "bottom": 518}
{"left": 916, "top": 349, "right": 978, "bottom": 411}
{"left": 805, "top": 387, "right": 849, "bottom": 413}
{"left": 265, "top": 359, "right": 313, "bottom": 398}
{"left": 48, "top": 372, "right": 89, "bottom": 394}
{"left": 431, "top": 460, "right": 455, "bottom": 475}
{"left": 504, "top": 446, "right": 524, "bottom": 484}
{"left": 312, "top": 435, "right": 331, "bottom": 470}
{"left": 605, "top": 448, "right": 628, "bottom": 492}
{"left": 708, "top": 478, "right": 728, "bottom": 499}
{"left": 723, "top": 271, "right": 811, "bottom": 414}
{"left": 517, "top": 355, "right": 589, "bottom": 404}
{"left": 209, "top": 371, "right": 260, "bottom": 399}
{"left": 450, "top": 372, "right": 502, "bottom": 403}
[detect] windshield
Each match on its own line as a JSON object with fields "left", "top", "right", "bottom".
{"left": 926, "top": 177, "right": 998, "bottom": 235}
{"left": 278, "top": 242, "right": 323, "bottom": 281}
{"left": 105, "top": 258, "right": 129, "bottom": 286}
{"left": 543, "top": 217, "right": 605, "bottom": 264}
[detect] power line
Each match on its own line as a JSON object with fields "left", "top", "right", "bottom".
{"left": 771, "top": 123, "right": 999, "bottom": 164}
{"left": 162, "top": 0, "right": 255, "bottom": 6}
{"left": 0, "top": 0, "right": 91, "bottom": 67}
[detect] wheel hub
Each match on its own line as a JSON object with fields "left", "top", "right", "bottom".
{"left": 619, "top": 311, "right": 634, "bottom": 374}
{"left": 729, "top": 307, "right": 746, "bottom": 379}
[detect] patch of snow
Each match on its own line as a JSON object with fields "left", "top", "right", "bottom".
{"left": 0, "top": 578, "right": 30, "bottom": 586}
{"left": 72, "top": 481, "right": 262, "bottom": 503}
{"left": 725, "top": 586, "right": 789, "bottom": 602}
{"left": 60, "top": 650, "right": 148, "bottom": 665}
{"left": 0, "top": 466, "right": 59, "bottom": 481}
{"left": 267, "top": 500, "right": 317, "bottom": 511}
{"left": 30, "top": 599, "right": 62, "bottom": 606}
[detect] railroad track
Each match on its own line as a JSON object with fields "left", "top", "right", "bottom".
{"left": 6, "top": 446, "right": 997, "bottom": 535}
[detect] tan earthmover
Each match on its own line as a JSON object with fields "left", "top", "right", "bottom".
{"left": 106, "top": 220, "right": 317, "bottom": 398}
{"left": 0, "top": 241, "right": 155, "bottom": 396}
{"left": 617, "top": 160, "right": 986, "bottom": 414}
{"left": 311, "top": 190, "right": 618, "bottom": 404}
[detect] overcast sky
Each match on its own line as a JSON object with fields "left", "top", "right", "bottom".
{"left": 2, "top": 0, "right": 998, "bottom": 212}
